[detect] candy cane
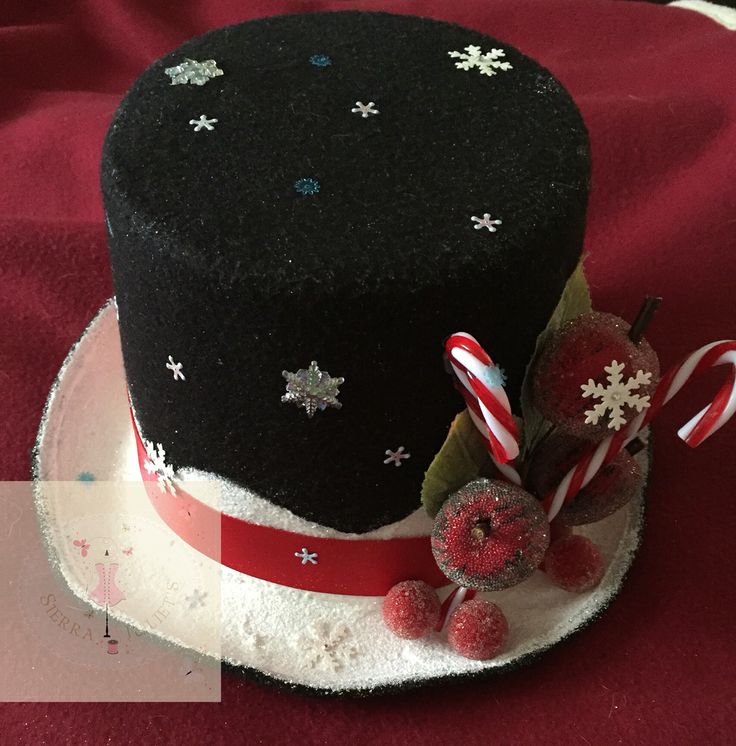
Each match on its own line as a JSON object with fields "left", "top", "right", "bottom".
{"left": 445, "top": 332, "right": 521, "bottom": 485}
{"left": 544, "top": 340, "right": 736, "bottom": 521}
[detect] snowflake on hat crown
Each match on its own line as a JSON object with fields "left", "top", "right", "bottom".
{"left": 164, "top": 58, "right": 223, "bottom": 86}
{"left": 281, "top": 361, "right": 344, "bottom": 418}
{"left": 448, "top": 45, "right": 513, "bottom": 77}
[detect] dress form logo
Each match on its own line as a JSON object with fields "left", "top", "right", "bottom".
{"left": 20, "top": 514, "right": 185, "bottom": 671}
{"left": 4, "top": 480, "right": 221, "bottom": 700}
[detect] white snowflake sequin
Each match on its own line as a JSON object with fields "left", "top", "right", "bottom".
{"left": 351, "top": 101, "right": 379, "bottom": 118}
{"left": 185, "top": 589, "right": 207, "bottom": 609}
{"left": 299, "top": 622, "right": 358, "bottom": 672}
{"left": 384, "top": 447, "right": 411, "bottom": 467}
{"left": 143, "top": 439, "right": 177, "bottom": 494}
{"left": 448, "top": 45, "right": 512, "bottom": 77}
{"left": 166, "top": 355, "right": 185, "bottom": 380}
{"left": 282, "top": 361, "right": 344, "bottom": 418}
{"left": 164, "top": 58, "right": 223, "bottom": 86}
{"left": 295, "top": 547, "right": 318, "bottom": 565}
{"left": 189, "top": 115, "right": 218, "bottom": 131}
{"left": 241, "top": 617, "right": 267, "bottom": 650}
{"left": 472, "top": 214, "right": 502, "bottom": 232}
{"left": 581, "top": 360, "right": 653, "bottom": 431}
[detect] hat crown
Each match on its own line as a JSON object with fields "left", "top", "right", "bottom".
{"left": 102, "top": 11, "right": 590, "bottom": 533}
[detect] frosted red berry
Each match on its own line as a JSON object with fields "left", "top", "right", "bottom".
{"left": 544, "top": 535, "right": 604, "bottom": 592}
{"left": 382, "top": 580, "right": 441, "bottom": 639}
{"left": 528, "top": 430, "right": 642, "bottom": 525}
{"left": 432, "top": 479, "right": 549, "bottom": 592}
{"left": 447, "top": 599, "right": 508, "bottom": 660}
{"left": 531, "top": 311, "right": 660, "bottom": 440}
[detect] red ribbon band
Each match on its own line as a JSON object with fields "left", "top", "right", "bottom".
{"left": 131, "top": 409, "right": 449, "bottom": 596}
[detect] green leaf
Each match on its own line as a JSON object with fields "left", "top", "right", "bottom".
{"left": 421, "top": 411, "right": 491, "bottom": 518}
{"left": 519, "top": 259, "right": 592, "bottom": 464}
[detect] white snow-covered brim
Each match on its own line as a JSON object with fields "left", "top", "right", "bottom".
{"left": 33, "top": 300, "right": 648, "bottom": 695}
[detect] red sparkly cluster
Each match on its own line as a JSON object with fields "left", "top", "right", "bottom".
{"left": 382, "top": 580, "right": 509, "bottom": 661}
{"left": 522, "top": 310, "right": 654, "bottom": 534}
{"left": 531, "top": 311, "right": 660, "bottom": 441}
{"left": 383, "top": 311, "right": 666, "bottom": 663}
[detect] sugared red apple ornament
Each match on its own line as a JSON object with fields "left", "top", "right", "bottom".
{"left": 531, "top": 311, "right": 660, "bottom": 440}
{"left": 527, "top": 430, "right": 642, "bottom": 525}
{"left": 432, "top": 479, "right": 550, "bottom": 591}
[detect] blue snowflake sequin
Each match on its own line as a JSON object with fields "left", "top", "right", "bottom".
{"left": 77, "top": 471, "right": 96, "bottom": 482}
{"left": 309, "top": 54, "right": 332, "bottom": 67}
{"left": 483, "top": 365, "right": 507, "bottom": 389}
{"left": 294, "top": 178, "right": 321, "bottom": 196}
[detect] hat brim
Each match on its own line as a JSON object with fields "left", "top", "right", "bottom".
{"left": 32, "top": 301, "right": 649, "bottom": 695}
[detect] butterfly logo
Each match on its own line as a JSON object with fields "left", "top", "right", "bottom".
{"left": 73, "top": 538, "right": 90, "bottom": 557}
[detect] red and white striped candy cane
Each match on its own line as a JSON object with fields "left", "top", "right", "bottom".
{"left": 445, "top": 332, "right": 521, "bottom": 485}
{"left": 435, "top": 586, "right": 478, "bottom": 632}
{"left": 544, "top": 340, "right": 736, "bottom": 521}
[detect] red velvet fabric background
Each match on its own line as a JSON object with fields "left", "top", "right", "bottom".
{"left": 1, "top": 0, "right": 735, "bottom": 743}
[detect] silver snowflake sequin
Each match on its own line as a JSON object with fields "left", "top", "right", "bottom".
{"left": 448, "top": 45, "right": 513, "bottom": 77}
{"left": 295, "top": 547, "right": 318, "bottom": 565}
{"left": 472, "top": 214, "right": 502, "bottom": 232}
{"left": 281, "top": 361, "right": 344, "bottom": 418}
{"left": 384, "top": 446, "right": 411, "bottom": 467}
{"left": 581, "top": 360, "right": 652, "bottom": 431}
{"left": 189, "top": 115, "right": 218, "bottom": 131}
{"left": 165, "top": 58, "right": 223, "bottom": 86}
{"left": 351, "top": 101, "right": 379, "bottom": 118}
{"left": 143, "top": 439, "right": 177, "bottom": 494}
{"left": 299, "top": 622, "right": 358, "bottom": 672}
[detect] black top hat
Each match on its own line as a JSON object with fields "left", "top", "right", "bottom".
{"left": 102, "top": 11, "right": 589, "bottom": 534}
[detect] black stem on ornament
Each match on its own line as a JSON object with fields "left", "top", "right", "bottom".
{"left": 520, "top": 421, "right": 556, "bottom": 484}
{"left": 629, "top": 296, "right": 662, "bottom": 344}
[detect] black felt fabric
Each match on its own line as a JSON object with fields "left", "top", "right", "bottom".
{"left": 102, "top": 11, "right": 590, "bottom": 533}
